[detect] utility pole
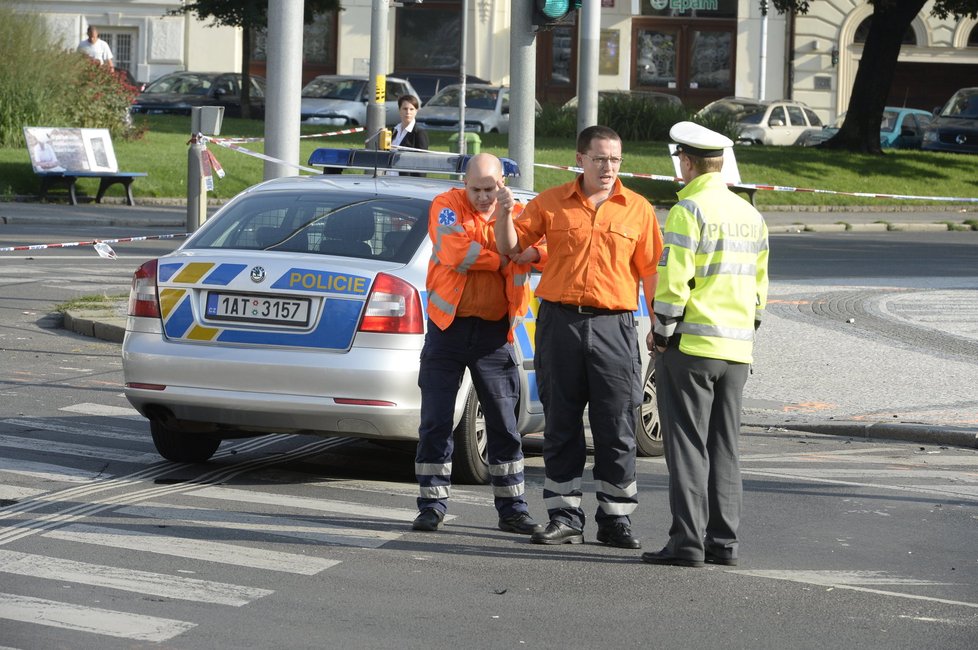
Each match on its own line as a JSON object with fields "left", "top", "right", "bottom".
{"left": 264, "top": 0, "right": 304, "bottom": 180}
{"left": 576, "top": 0, "right": 599, "bottom": 134}
{"left": 508, "top": 0, "right": 535, "bottom": 191}
{"left": 366, "top": 0, "right": 389, "bottom": 148}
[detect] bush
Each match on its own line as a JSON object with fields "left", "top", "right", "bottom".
{"left": 0, "top": 2, "right": 137, "bottom": 147}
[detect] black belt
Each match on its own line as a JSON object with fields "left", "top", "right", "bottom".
{"left": 548, "top": 300, "right": 631, "bottom": 316}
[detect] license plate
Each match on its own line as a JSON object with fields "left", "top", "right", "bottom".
{"left": 205, "top": 292, "right": 311, "bottom": 326}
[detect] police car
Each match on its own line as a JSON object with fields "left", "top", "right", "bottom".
{"left": 122, "top": 148, "right": 661, "bottom": 485}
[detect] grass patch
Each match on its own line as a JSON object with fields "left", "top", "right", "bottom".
{"left": 55, "top": 293, "right": 128, "bottom": 313}
{"left": 1, "top": 114, "right": 977, "bottom": 208}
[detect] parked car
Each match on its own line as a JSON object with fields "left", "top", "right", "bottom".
{"left": 389, "top": 71, "right": 490, "bottom": 105}
{"left": 561, "top": 90, "right": 682, "bottom": 111}
{"left": 696, "top": 96, "right": 824, "bottom": 146}
{"left": 799, "top": 107, "right": 934, "bottom": 149}
{"left": 121, "top": 150, "right": 661, "bottom": 484}
{"left": 130, "top": 72, "right": 266, "bottom": 118}
{"left": 416, "top": 84, "right": 540, "bottom": 134}
{"left": 299, "top": 75, "right": 418, "bottom": 127}
{"left": 922, "top": 87, "right": 978, "bottom": 154}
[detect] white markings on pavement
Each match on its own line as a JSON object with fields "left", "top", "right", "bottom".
{"left": 43, "top": 523, "right": 342, "bottom": 575}
{"left": 59, "top": 402, "right": 142, "bottom": 419}
{"left": 0, "top": 549, "right": 272, "bottom": 606}
{"left": 732, "top": 570, "right": 978, "bottom": 610}
{"left": 0, "top": 457, "right": 104, "bottom": 483}
{"left": 0, "top": 433, "right": 159, "bottom": 464}
{"left": 0, "top": 592, "right": 196, "bottom": 642}
{"left": 3, "top": 417, "right": 149, "bottom": 443}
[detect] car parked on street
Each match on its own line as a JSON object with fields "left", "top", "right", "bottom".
{"left": 130, "top": 72, "right": 266, "bottom": 118}
{"left": 121, "top": 150, "right": 660, "bottom": 484}
{"left": 299, "top": 75, "right": 418, "bottom": 127}
{"left": 798, "top": 107, "right": 934, "bottom": 149}
{"left": 416, "top": 84, "right": 539, "bottom": 134}
{"left": 389, "top": 71, "right": 490, "bottom": 105}
{"left": 696, "top": 96, "right": 824, "bottom": 146}
{"left": 922, "top": 87, "right": 978, "bottom": 154}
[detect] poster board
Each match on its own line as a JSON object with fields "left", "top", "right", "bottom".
{"left": 23, "top": 127, "right": 119, "bottom": 174}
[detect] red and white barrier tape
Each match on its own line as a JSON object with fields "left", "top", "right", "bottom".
{"left": 0, "top": 233, "right": 190, "bottom": 257}
{"left": 210, "top": 126, "right": 365, "bottom": 144}
{"left": 534, "top": 162, "right": 978, "bottom": 204}
{"left": 203, "top": 136, "right": 323, "bottom": 175}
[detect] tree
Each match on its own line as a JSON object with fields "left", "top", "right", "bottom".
{"left": 771, "top": 0, "right": 978, "bottom": 154}
{"left": 168, "top": 0, "right": 341, "bottom": 119}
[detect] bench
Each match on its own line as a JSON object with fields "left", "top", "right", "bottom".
{"left": 24, "top": 127, "right": 147, "bottom": 206}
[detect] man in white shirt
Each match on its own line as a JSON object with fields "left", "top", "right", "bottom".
{"left": 78, "top": 26, "right": 114, "bottom": 70}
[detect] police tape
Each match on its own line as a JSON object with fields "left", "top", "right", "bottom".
{"left": 534, "top": 162, "right": 978, "bottom": 204}
{"left": 0, "top": 233, "right": 190, "bottom": 257}
{"left": 210, "top": 126, "right": 365, "bottom": 144}
{"left": 202, "top": 136, "right": 323, "bottom": 175}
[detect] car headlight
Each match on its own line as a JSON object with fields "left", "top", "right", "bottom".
{"left": 922, "top": 131, "right": 937, "bottom": 144}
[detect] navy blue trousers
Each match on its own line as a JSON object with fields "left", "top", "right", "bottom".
{"left": 415, "top": 316, "right": 528, "bottom": 517}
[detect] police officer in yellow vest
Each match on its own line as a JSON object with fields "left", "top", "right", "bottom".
{"left": 642, "top": 122, "right": 769, "bottom": 568}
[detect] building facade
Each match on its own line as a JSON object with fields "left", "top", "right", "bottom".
{"left": 29, "top": 1, "right": 978, "bottom": 124}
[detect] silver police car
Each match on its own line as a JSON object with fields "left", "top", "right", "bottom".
{"left": 122, "top": 149, "right": 661, "bottom": 484}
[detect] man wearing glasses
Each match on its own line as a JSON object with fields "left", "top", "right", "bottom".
{"left": 495, "top": 125, "right": 663, "bottom": 548}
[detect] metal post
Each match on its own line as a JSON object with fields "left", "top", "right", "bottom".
{"left": 366, "top": 0, "right": 389, "bottom": 149}
{"left": 457, "top": 0, "right": 468, "bottom": 154}
{"left": 508, "top": 0, "right": 535, "bottom": 191}
{"left": 759, "top": 1, "right": 769, "bottom": 100}
{"left": 264, "top": 0, "right": 304, "bottom": 180}
{"left": 186, "top": 134, "right": 207, "bottom": 231}
{"left": 577, "top": 1, "right": 599, "bottom": 135}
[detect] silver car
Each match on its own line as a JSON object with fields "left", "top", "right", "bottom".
{"left": 416, "top": 84, "right": 540, "bottom": 134}
{"left": 122, "top": 152, "right": 660, "bottom": 484}
{"left": 299, "top": 75, "right": 417, "bottom": 127}
{"left": 697, "top": 96, "right": 824, "bottom": 146}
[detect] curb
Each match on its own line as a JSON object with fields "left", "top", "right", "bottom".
{"left": 743, "top": 418, "right": 978, "bottom": 451}
{"left": 63, "top": 311, "right": 126, "bottom": 344}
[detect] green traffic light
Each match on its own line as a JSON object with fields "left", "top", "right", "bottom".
{"left": 537, "top": 0, "right": 571, "bottom": 19}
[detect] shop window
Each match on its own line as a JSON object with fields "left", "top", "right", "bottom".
{"left": 394, "top": 1, "right": 461, "bottom": 71}
{"left": 252, "top": 12, "right": 337, "bottom": 67}
{"left": 688, "top": 30, "right": 730, "bottom": 90}
{"left": 636, "top": 30, "right": 677, "bottom": 88}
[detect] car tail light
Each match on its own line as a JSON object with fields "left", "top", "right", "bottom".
{"left": 358, "top": 272, "right": 423, "bottom": 334}
{"left": 128, "top": 259, "right": 161, "bottom": 318}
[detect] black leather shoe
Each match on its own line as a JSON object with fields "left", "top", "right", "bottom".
{"left": 412, "top": 508, "right": 444, "bottom": 532}
{"left": 640, "top": 548, "right": 704, "bottom": 567}
{"left": 596, "top": 522, "right": 642, "bottom": 549}
{"left": 498, "top": 512, "right": 544, "bottom": 535}
{"left": 705, "top": 551, "right": 738, "bottom": 566}
{"left": 530, "top": 520, "right": 584, "bottom": 545}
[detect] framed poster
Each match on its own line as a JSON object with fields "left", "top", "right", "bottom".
{"left": 599, "top": 29, "right": 620, "bottom": 76}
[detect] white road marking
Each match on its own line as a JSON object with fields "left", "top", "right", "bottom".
{"left": 189, "top": 485, "right": 443, "bottom": 522}
{"left": 0, "top": 434, "right": 158, "bottom": 464}
{"left": 59, "top": 403, "right": 142, "bottom": 419}
{"left": 0, "top": 592, "right": 196, "bottom": 642}
{"left": 43, "top": 523, "right": 341, "bottom": 575}
{"left": 733, "top": 570, "right": 978, "bottom": 609}
{"left": 3, "top": 417, "right": 148, "bottom": 443}
{"left": 0, "top": 457, "right": 108, "bottom": 483}
{"left": 115, "top": 502, "right": 403, "bottom": 547}
{"left": 741, "top": 469, "right": 978, "bottom": 502}
{"left": 0, "top": 549, "right": 272, "bottom": 606}
{"left": 0, "top": 485, "right": 47, "bottom": 501}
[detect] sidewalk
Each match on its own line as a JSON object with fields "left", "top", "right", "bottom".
{"left": 5, "top": 199, "right": 977, "bottom": 452}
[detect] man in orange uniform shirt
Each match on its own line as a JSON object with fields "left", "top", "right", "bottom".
{"left": 495, "top": 126, "right": 663, "bottom": 548}
{"left": 412, "top": 153, "right": 545, "bottom": 534}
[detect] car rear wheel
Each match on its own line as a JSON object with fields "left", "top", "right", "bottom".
{"left": 150, "top": 419, "right": 221, "bottom": 463}
{"left": 451, "top": 388, "right": 490, "bottom": 485}
{"left": 635, "top": 365, "right": 663, "bottom": 457}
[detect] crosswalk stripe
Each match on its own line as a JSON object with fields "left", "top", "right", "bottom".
{"left": 0, "top": 592, "right": 196, "bottom": 642}
{"left": 116, "top": 502, "right": 403, "bottom": 547}
{"left": 0, "top": 434, "right": 159, "bottom": 464}
{"left": 0, "top": 457, "right": 103, "bottom": 483}
{"left": 59, "top": 403, "right": 142, "bottom": 418}
{"left": 189, "top": 484, "right": 430, "bottom": 522}
{"left": 0, "top": 549, "right": 272, "bottom": 606}
{"left": 3, "top": 417, "right": 149, "bottom": 443}
{"left": 747, "top": 468, "right": 978, "bottom": 481}
{"left": 43, "top": 523, "right": 341, "bottom": 575}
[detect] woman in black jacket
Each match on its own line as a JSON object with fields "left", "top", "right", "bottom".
{"left": 391, "top": 94, "right": 429, "bottom": 176}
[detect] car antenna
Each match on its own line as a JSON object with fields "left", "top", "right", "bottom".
{"left": 363, "top": 128, "right": 392, "bottom": 178}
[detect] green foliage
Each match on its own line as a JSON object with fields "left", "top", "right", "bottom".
{"left": 0, "top": 3, "right": 137, "bottom": 147}
{"left": 536, "top": 96, "right": 696, "bottom": 142}
{"left": 169, "top": 0, "right": 341, "bottom": 28}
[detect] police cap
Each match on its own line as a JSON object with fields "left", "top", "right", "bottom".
{"left": 670, "top": 121, "right": 733, "bottom": 158}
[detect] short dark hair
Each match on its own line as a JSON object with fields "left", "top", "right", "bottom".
{"left": 577, "top": 125, "right": 621, "bottom": 154}
{"left": 398, "top": 94, "right": 420, "bottom": 110}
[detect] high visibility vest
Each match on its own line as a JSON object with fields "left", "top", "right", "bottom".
{"left": 426, "top": 189, "right": 537, "bottom": 342}
{"left": 653, "top": 173, "right": 769, "bottom": 364}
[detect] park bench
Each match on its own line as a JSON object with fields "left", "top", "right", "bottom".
{"left": 23, "top": 127, "right": 147, "bottom": 206}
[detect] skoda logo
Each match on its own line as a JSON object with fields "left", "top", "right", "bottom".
{"left": 250, "top": 266, "right": 266, "bottom": 283}
{"left": 955, "top": 134, "right": 968, "bottom": 145}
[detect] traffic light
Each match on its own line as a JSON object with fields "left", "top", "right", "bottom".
{"left": 532, "top": 0, "right": 581, "bottom": 31}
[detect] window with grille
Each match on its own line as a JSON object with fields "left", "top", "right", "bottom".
{"left": 100, "top": 30, "right": 134, "bottom": 74}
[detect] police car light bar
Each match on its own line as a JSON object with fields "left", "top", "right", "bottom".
{"left": 308, "top": 148, "right": 521, "bottom": 177}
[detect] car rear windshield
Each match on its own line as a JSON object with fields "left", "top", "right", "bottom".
{"left": 940, "top": 90, "right": 978, "bottom": 118}
{"left": 187, "top": 191, "right": 430, "bottom": 264}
